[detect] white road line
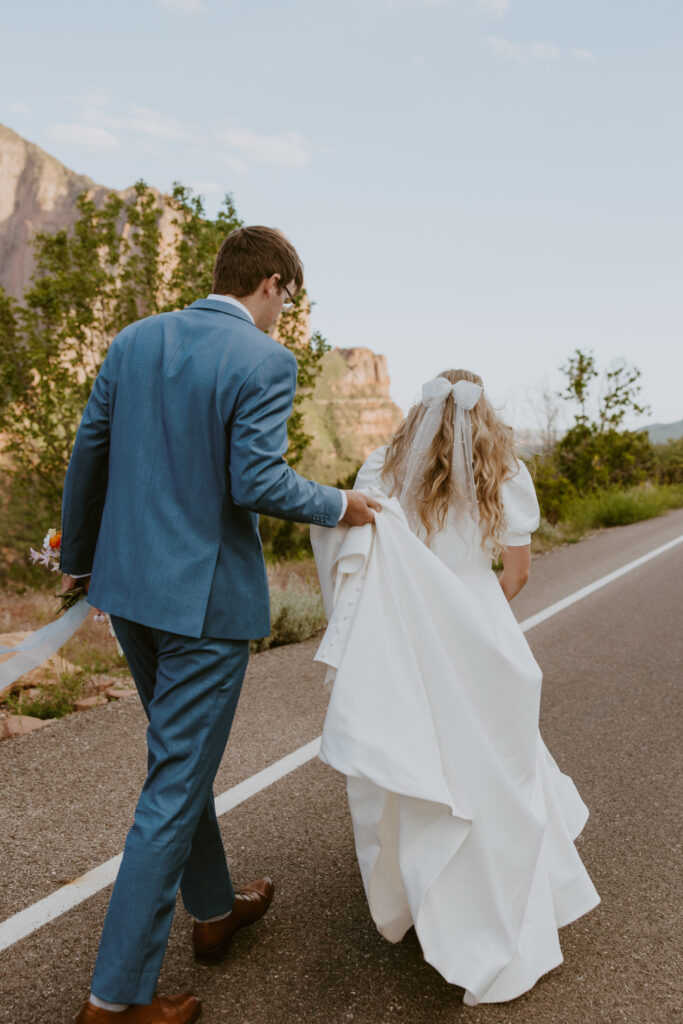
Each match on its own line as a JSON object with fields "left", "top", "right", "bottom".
{"left": 214, "top": 738, "right": 321, "bottom": 817}
{"left": 1, "top": 533, "right": 681, "bottom": 953}
{"left": 0, "top": 853, "right": 124, "bottom": 954}
{"left": 0, "top": 739, "right": 321, "bottom": 954}
{"left": 518, "top": 534, "right": 683, "bottom": 632}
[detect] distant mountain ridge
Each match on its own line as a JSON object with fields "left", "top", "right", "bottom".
{"left": 642, "top": 420, "right": 683, "bottom": 444}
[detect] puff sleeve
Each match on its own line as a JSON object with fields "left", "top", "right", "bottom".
{"left": 355, "top": 445, "right": 390, "bottom": 492}
{"left": 500, "top": 460, "right": 540, "bottom": 547}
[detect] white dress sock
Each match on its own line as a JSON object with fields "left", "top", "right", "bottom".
{"left": 90, "top": 993, "right": 129, "bottom": 1012}
{"left": 194, "top": 909, "right": 231, "bottom": 923}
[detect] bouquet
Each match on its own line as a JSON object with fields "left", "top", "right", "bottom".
{"left": 29, "top": 529, "right": 88, "bottom": 612}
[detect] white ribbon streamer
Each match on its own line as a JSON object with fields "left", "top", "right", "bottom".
{"left": 399, "top": 377, "right": 484, "bottom": 534}
{"left": 0, "top": 600, "right": 91, "bottom": 695}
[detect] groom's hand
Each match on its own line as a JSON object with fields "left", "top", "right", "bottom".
{"left": 342, "top": 490, "right": 382, "bottom": 526}
{"left": 61, "top": 574, "right": 91, "bottom": 595}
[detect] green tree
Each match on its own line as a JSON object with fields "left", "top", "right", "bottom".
{"left": 559, "top": 349, "right": 598, "bottom": 425}
{"left": 598, "top": 360, "right": 650, "bottom": 431}
{"left": 163, "top": 184, "right": 242, "bottom": 308}
{"left": 554, "top": 349, "right": 653, "bottom": 493}
{"left": 0, "top": 181, "right": 329, "bottom": 569}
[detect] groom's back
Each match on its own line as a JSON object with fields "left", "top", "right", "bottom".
{"left": 88, "top": 303, "right": 283, "bottom": 638}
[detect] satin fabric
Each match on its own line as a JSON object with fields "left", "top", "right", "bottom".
{"left": 311, "top": 492, "right": 599, "bottom": 1005}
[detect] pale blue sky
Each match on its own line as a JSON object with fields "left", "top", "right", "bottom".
{"left": 2, "top": 0, "right": 681, "bottom": 428}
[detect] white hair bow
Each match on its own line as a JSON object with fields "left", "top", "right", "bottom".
{"left": 421, "top": 376, "right": 484, "bottom": 411}
{"left": 399, "top": 376, "right": 483, "bottom": 535}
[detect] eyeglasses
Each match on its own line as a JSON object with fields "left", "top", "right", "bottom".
{"left": 280, "top": 282, "right": 296, "bottom": 311}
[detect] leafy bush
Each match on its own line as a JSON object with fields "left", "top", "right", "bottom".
{"left": 251, "top": 577, "right": 326, "bottom": 652}
{"left": 559, "top": 484, "right": 683, "bottom": 532}
{"left": 5, "top": 671, "right": 85, "bottom": 720}
{"left": 258, "top": 517, "right": 313, "bottom": 562}
{"left": 654, "top": 439, "right": 683, "bottom": 485}
{"left": 526, "top": 455, "right": 577, "bottom": 525}
{"left": 554, "top": 423, "right": 654, "bottom": 492}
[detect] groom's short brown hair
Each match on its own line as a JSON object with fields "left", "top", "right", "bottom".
{"left": 212, "top": 226, "right": 304, "bottom": 297}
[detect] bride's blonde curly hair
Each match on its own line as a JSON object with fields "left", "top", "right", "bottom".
{"left": 382, "top": 369, "right": 517, "bottom": 554}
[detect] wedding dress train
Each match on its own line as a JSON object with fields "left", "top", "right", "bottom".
{"left": 311, "top": 452, "right": 599, "bottom": 1005}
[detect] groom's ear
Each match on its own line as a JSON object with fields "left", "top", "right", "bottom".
{"left": 263, "top": 273, "right": 281, "bottom": 298}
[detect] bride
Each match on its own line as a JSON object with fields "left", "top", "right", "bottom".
{"left": 310, "top": 369, "right": 600, "bottom": 1006}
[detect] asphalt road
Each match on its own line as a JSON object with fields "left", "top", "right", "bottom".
{"left": 1, "top": 509, "right": 682, "bottom": 1024}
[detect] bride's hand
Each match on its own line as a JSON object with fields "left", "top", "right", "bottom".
{"left": 342, "top": 490, "right": 382, "bottom": 526}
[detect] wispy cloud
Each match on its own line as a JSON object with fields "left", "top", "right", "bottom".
{"left": 476, "top": 0, "right": 509, "bottom": 19}
{"left": 8, "top": 101, "right": 29, "bottom": 114}
{"left": 105, "top": 105, "right": 192, "bottom": 141}
{"left": 49, "top": 122, "right": 119, "bottom": 150}
{"left": 215, "top": 129, "right": 312, "bottom": 168}
{"left": 156, "top": 0, "right": 205, "bottom": 12}
{"left": 486, "top": 36, "right": 561, "bottom": 62}
{"left": 411, "top": 53, "right": 427, "bottom": 66}
{"left": 49, "top": 97, "right": 312, "bottom": 174}
{"left": 570, "top": 48, "right": 596, "bottom": 62}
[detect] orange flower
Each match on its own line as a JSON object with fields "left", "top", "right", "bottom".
{"left": 49, "top": 531, "right": 62, "bottom": 550}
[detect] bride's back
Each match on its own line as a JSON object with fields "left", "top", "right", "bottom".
{"left": 355, "top": 445, "right": 538, "bottom": 576}
{"left": 355, "top": 369, "right": 540, "bottom": 577}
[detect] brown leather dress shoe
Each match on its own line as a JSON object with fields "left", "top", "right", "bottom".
{"left": 74, "top": 993, "right": 201, "bottom": 1023}
{"left": 193, "top": 877, "right": 274, "bottom": 964}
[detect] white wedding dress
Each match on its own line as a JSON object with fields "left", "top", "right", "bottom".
{"left": 310, "top": 448, "right": 600, "bottom": 1006}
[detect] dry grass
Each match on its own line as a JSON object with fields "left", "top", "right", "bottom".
{"left": 0, "top": 587, "right": 128, "bottom": 676}
{"left": 0, "top": 563, "right": 327, "bottom": 723}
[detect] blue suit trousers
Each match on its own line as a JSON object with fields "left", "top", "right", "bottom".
{"left": 91, "top": 617, "right": 249, "bottom": 1004}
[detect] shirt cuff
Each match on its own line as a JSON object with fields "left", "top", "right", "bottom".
{"left": 69, "top": 572, "right": 92, "bottom": 578}
{"left": 337, "top": 490, "right": 348, "bottom": 523}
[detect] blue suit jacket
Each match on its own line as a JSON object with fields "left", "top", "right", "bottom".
{"left": 60, "top": 299, "right": 342, "bottom": 639}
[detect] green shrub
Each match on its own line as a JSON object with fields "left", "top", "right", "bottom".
{"left": 258, "top": 516, "right": 313, "bottom": 562}
{"left": 534, "top": 516, "right": 567, "bottom": 544}
{"left": 5, "top": 671, "right": 85, "bottom": 720}
{"left": 526, "top": 455, "right": 576, "bottom": 524}
{"left": 554, "top": 423, "right": 655, "bottom": 493}
{"left": 251, "top": 577, "right": 326, "bottom": 652}
{"left": 654, "top": 439, "right": 683, "bottom": 485}
{"left": 560, "top": 484, "right": 683, "bottom": 532}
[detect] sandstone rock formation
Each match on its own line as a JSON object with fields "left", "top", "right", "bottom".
{"left": 0, "top": 122, "right": 176, "bottom": 299}
{"left": 299, "top": 347, "right": 404, "bottom": 484}
{"left": 0, "top": 123, "right": 94, "bottom": 296}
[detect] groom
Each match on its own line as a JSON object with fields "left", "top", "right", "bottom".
{"left": 61, "top": 225, "right": 380, "bottom": 1024}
